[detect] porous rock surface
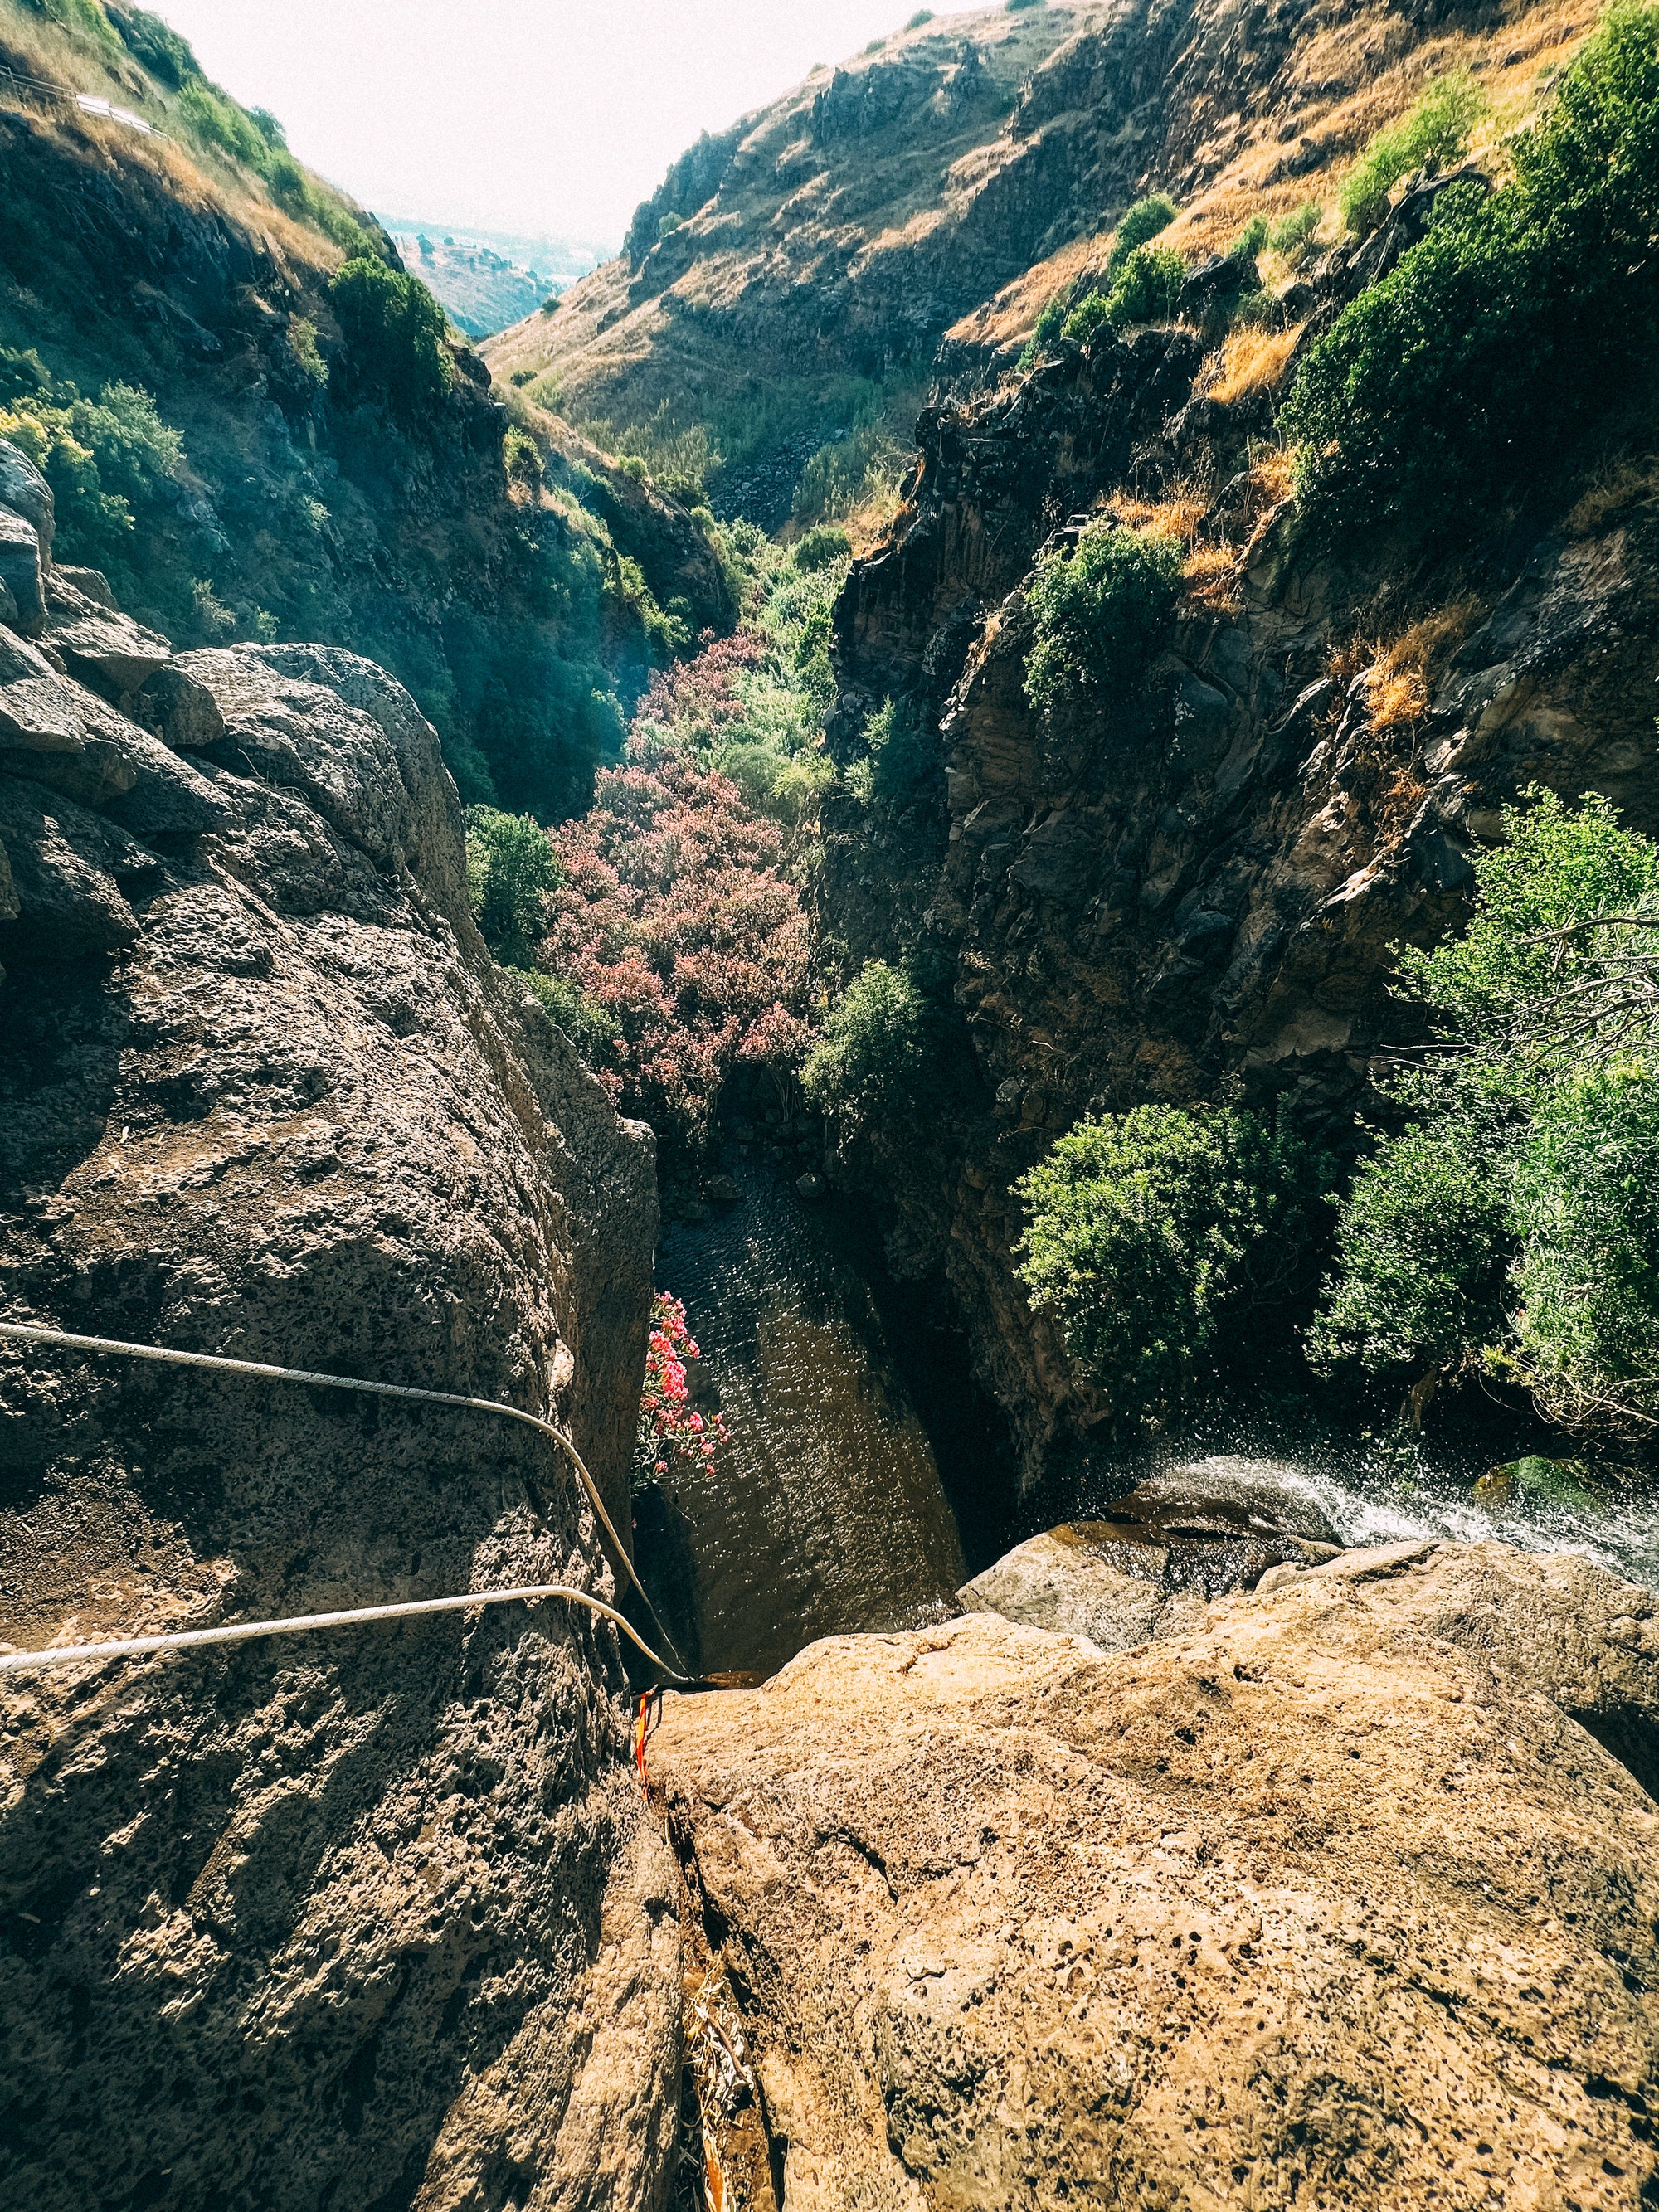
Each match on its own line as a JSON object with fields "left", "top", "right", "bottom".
{"left": 654, "top": 1539, "right": 1659, "bottom": 2211}
{"left": 0, "top": 584, "right": 678, "bottom": 2207}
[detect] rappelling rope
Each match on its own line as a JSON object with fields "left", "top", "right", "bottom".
{"left": 0, "top": 1583, "right": 688, "bottom": 1680}
{"left": 0, "top": 1319, "right": 690, "bottom": 1676}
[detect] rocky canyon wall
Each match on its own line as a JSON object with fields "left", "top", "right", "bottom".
{"left": 0, "top": 445, "right": 676, "bottom": 2211}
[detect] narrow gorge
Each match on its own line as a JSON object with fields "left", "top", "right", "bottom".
{"left": 3, "top": 0, "right": 1659, "bottom": 2206}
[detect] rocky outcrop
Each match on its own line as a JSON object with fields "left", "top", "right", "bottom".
{"left": 814, "top": 282, "right": 1659, "bottom": 1485}
{"left": 652, "top": 1540, "right": 1659, "bottom": 2210}
{"left": 0, "top": 550, "right": 677, "bottom": 2205}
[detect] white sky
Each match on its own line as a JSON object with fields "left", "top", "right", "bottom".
{"left": 153, "top": 0, "right": 991, "bottom": 250}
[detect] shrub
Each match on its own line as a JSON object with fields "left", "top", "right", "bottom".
{"left": 791, "top": 523, "right": 852, "bottom": 571}
{"left": 1268, "top": 202, "right": 1322, "bottom": 263}
{"left": 1311, "top": 789, "right": 1659, "bottom": 1432}
{"left": 801, "top": 960, "right": 938, "bottom": 1123}
{"left": 1015, "top": 1104, "right": 1334, "bottom": 1417}
{"left": 907, "top": 8, "right": 936, "bottom": 25}
{"left": 541, "top": 295, "right": 560, "bottom": 314}
{"left": 504, "top": 425, "right": 545, "bottom": 492}
{"left": 1007, "top": 0, "right": 1045, "bottom": 15}
{"left": 1105, "top": 194, "right": 1179, "bottom": 278}
{"left": 845, "top": 695, "right": 936, "bottom": 809}
{"left": 328, "top": 257, "right": 452, "bottom": 413}
{"left": 1060, "top": 291, "right": 1112, "bottom": 346}
{"left": 1019, "top": 289, "right": 1070, "bottom": 367}
{"left": 1024, "top": 522, "right": 1184, "bottom": 713}
{"left": 1284, "top": 7, "right": 1659, "bottom": 539}
{"left": 522, "top": 969, "right": 619, "bottom": 1067}
{"left": 1103, "top": 243, "right": 1186, "bottom": 328}
{"left": 659, "top": 211, "right": 683, "bottom": 237}
{"left": 465, "top": 805, "right": 562, "bottom": 967}
{"left": 1339, "top": 72, "right": 1486, "bottom": 236}
{"left": 1228, "top": 212, "right": 1271, "bottom": 260}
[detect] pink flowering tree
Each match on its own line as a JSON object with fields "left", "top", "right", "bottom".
{"left": 541, "top": 724, "right": 815, "bottom": 1159}
{"left": 636, "top": 1291, "right": 729, "bottom": 1489}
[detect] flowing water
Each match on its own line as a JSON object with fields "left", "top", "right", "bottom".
{"left": 639, "top": 1163, "right": 1659, "bottom": 1678}
{"left": 636, "top": 1157, "right": 971, "bottom": 1678}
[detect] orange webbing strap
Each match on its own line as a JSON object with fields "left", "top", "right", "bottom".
{"left": 633, "top": 1688, "right": 663, "bottom": 1790}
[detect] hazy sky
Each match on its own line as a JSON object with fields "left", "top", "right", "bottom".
{"left": 154, "top": 0, "right": 990, "bottom": 249}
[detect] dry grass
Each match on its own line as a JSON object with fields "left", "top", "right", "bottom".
{"left": 1181, "top": 540, "right": 1242, "bottom": 610}
{"left": 1567, "top": 457, "right": 1659, "bottom": 537}
{"left": 1104, "top": 479, "right": 1211, "bottom": 539}
{"left": 1330, "top": 599, "right": 1482, "bottom": 731}
{"left": 1205, "top": 323, "right": 1305, "bottom": 405}
{"left": 1246, "top": 443, "right": 1299, "bottom": 511}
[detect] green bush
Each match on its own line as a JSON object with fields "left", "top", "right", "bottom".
{"left": 0, "top": 380, "right": 186, "bottom": 573}
{"left": 1228, "top": 213, "right": 1271, "bottom": 260}
{"left": 1019, "top": 289, "right": 1070, "bottom": 367}
{"left": 1059, "top": 291, "right": 1112, "bottom": 346}
{"left": 802, "top": 960, "right": 941, "bottom": 1123}
{"left": 1024, "top": 522, "right": 1184, "bottom": 714}
{"left": 1007, "top": 2, "right": 1045, "bottom": 16}
{"left": 1105, "top": 194, "right": 1179, "bottom": 278}
{"left": 1311, "top": 789, "right": 1659, "bottom": 1432}
{"left": 1268, "top": 202, "right": 1322, "bottom": 263}
{"left": 1284, "top": 7, "right": 1659, "bottom": 538}
{"left": 906, "top": 8, "right": 936, "bottom": 24}
{"left": 715, "top": 739, "right": 831, "bottom": 829}
{"left": 1339, "top": 73, "right": 1486, "bottom": 236}
{"left": 791, "top": 523, "right": 852, "bottom": 571}
{"left": 523, "top": 970, "right": 619, "bottom": 1068}
{"left": 1103, "top": 243, "right": 1186, "bottom": 327}
{"left": 328, "top": 257, "right": 452, "bottom": 413}
{"left": 504, "top": 425, "right": 545, "bottom": 491}
{"left": 465, "top": 805, "right": 562, "bottom": 966}
{"left": 1015, "top": 1104, "right": 1334, "bottom": 1417}
{"left": 659, "top": 211, "right": 683, "bottom": 238}
{"left": 844, "top": 695, "right": 935, "bottom": 809}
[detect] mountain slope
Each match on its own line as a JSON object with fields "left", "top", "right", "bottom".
{"left": 0, "top": 0, "right": 731, "bottom": 816}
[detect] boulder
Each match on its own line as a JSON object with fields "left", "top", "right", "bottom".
{"left": 0, "top": 435, "right": 55, "bottom": 557}
{"left": 127, "top": 658, "right": 227, "bottom": 751}
{"left": 45, "top": 574, "right": 172, "bottom": 699}
{"left": 0, "top": 506, "right": 46, "bottom": 637}
{"left": 654, "top": 1544, "right": 1659, "bottom": 2210}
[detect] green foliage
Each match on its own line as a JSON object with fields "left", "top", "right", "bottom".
{"left": 1268, "top": 202, "right": 1322, "bottom": 262}
{"left": 1024, "top": 522, "right": 1183, "bottom": 714}
{"left": 906, "top": 8, "right": 936, "bottom": 25}
{"left": 328, "top": 258, "right": 452, "bottom": 413}
{"left": 1103, "top": 243, "right": 1186, "bottom": 327}
{"left": 1015, "top": 1105, "right": 1334, "bottom": 1417}
{"left": 791, "top": 523, "right": 852, "bottom": 571}
{"left": 1060, "top": 292, "right": 1112, "bottom": 346}
{"left": 522, "top": 969, "right": 620, "bottom": 1067}
{"left": 1105, "top": 194, "right": 1180, "bottom": 278}
{"left": 1019, "top": 289, "right": 1070, "bottom": 367}
{"left": 844, "top": 695, "right": 936, "bottom": 809}
{"left": 659, "top": 211, "right": 683, "bottom": 237}
{"left": 1228, "top": 213, "right": 1271, "bottom": 260}
{"left": 504, "top": 425, "right": 545, "bottom": 492}
{"left": 178, "top": 78, "right": 270, "bottom": 170}
{"left": 1284, "top": 7, "right": 1659, "bottom": 539}
{"left": 1006, "top": 0, "right": 1044, "bottom": 13}
{"left": 465, "top": 805, "right": 563, "bottom": 967}
{"left": 1339, "top": 73, "right": 1486, "bottom": 236}
{"left": 715, "top": 740, "right": 832, "bottom": 829}
{"left": 1313, "top": 790, "right": 1659, "bottom": 1432}
{"left": 801, "top": 960, "right": 942, "bottom": 1122}
{"left": 0, "top": 380, "right": 185, "bottom": 573}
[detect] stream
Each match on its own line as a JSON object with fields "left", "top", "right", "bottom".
{"left": 635, "top": 1169, "right": 1659, "bottom": 1678}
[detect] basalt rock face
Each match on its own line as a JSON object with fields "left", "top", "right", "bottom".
{"left": 818, "top": 314, "right": 1659, "bottom": 1487}
{"left": 653, "top": 1541, "right": 1659, "bottom": 2212}
{"left": 0, "top": 576, "right": 677, "bottom": 2207}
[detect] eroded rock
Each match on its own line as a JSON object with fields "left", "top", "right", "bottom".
{"left": 655, "top": 1547, "right": 1659, "bottom": 2210}
{"left": 0, "top": 636, "right": 674, "bottom": 2210}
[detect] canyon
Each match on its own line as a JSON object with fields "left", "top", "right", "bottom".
{"left": 2, "top": 0, "right": 1659, "bottom": 2205}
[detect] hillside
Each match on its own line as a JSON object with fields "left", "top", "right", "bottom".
{"left": 391, "top": 224, "right": 606, "bottom": 338}
{"left": 486, "top": 0, "right": 1602, "bottom": 530}
{"left": 0, "top": 0, "right": 731, "bottom": 816}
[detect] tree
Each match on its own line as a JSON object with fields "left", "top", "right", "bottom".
{"left": 1024, "top": 523, "right": 1183, "bottom": 713}
{"left": 465, "top": 805, "right": 562, "bottom": 968}
{"left": 1015, "top": 1104, "right": 1332, "bottom": 1420}
{"left": 1311, "top": 790, "right": 1659, "bottom": 1435}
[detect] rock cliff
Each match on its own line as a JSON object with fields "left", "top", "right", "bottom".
{"left": 817, "top": 274, "right": 1659, "bottom": 1484}
{"left": 0, "top": 450, "right": 675, "bottom": 2209}
{"left": 652, "top": 1538, "right": 1659, "bottom": 2210}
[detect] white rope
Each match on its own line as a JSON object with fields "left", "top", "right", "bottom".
{"left": 0, "top": 1583, "right": 687, "bottom": 1680}
{"left": 0, "top": 1320, "right": 689, "bottom": 1675}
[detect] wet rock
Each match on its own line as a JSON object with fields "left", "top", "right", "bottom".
{"left": 656, "top": 1558, "right": 1659, "bottom": 2210}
